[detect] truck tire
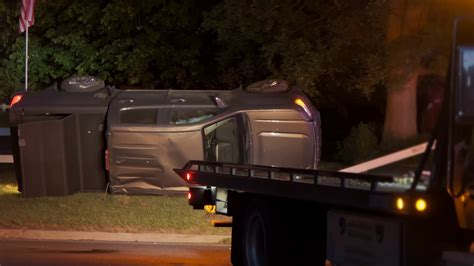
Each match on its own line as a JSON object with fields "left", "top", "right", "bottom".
{"left": 229, "top": 194, "right": 327, "bottom": 266}
{"left": 237, "top": 199, "right": 326, "bottom": 266}
{"left": 242, "top": 202, "right": 279, "bottom": 266}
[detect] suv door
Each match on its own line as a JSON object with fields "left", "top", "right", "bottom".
{"left": 246, "top": 109, "right": 317, "bottom": 169}
{"left": 202, "top": 115, "right": 246, "bottom": 164}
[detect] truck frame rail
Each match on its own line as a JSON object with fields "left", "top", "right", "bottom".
{"left": 174, "top": 160, "right": 437, "bottom": 216}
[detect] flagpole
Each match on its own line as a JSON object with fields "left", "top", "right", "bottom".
{"left": 25, "top": 20, "right": 28, "bottom": 92}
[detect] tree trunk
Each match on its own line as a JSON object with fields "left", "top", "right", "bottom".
{"left": 383, "top": 0, "right": 428, "bottom": 142}
{"left": 383, "top": 69, "right": 419, "bottom": 141}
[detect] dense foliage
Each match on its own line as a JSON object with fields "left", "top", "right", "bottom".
{"left": 0, "top": 0, "right": 386, "bottom": 105}
{"left": 0, "top": 0, "right": 215, "bottom": 96}
{"left": 1, "top": 0, "right": 472, "bottom": 158}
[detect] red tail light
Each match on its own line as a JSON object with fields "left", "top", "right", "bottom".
{"left": 105, "top": 149, "right": 110, "bottom": 171}
{"left": 188, "top": 192, "right": 192, "bottom": 200}
{"left": 186, "top": 172, "right": 191, "bottom": 181}
{"left": 10, "top": 94, "right": 23, "bottom": 107}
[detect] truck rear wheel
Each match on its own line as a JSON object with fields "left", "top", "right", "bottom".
{"left": 230, "top": 194, "right": 327, "bottom": 266}
{"left": 244, "top": 206, "right": 270, "bottom": 266}
{"left": 242, "top": 202, "right": 278, "bottom": 266}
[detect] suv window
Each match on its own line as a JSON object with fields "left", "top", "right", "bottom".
{"left": 120, "top": 108, "right": 158, "bottom": 124}
{"left": 203, "top": 116, "right": 243, "bottom": 163}
{"left": 120, "top": 107, "right": 221, "bottom": 125}
{"left": 170, "top": 108, "right": 220, "bottom": 125}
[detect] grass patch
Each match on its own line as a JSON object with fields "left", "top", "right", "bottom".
{"left": 0, "top": 170, "right": 230, "bottom": 235}
{"left": 218, "top": 237, "right": 232, "bottom": 245}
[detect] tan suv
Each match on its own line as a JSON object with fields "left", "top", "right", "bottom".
{"left": 9, "top": 77, "right": 321, "bottom": 196}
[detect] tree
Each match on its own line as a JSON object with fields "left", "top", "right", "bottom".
{"left": 383, "top": 0, "right": 428, "bottom": 141}
{"left": 202, "top": 0, "right": 387, "bottom": 108}
{"left": 383, "top": 0, "right": 474, "bottom": 142}
{"left": 0, "top": 0, "right": 23, "bottom": 99}
{"left": 0, "top": 0, "right": 212, "bottom": 98}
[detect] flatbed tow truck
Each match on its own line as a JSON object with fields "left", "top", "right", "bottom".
{"left": 174, "top": 18, "right": 474, "bottom": 266}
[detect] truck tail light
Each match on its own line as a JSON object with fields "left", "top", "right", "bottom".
{"left": 10, "top": 94, "right": 23, "bottom": 107}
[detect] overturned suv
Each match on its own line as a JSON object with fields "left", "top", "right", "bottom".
{"left": 9, "top": 76, "right": 321, "bottom": 197}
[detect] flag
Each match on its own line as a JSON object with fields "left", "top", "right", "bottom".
{"left": 19, "top": 0, "right": 36, "bottom": 33}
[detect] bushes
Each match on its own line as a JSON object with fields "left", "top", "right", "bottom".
{"left": 336, "top": 122, "right": 378, "bottom": 164}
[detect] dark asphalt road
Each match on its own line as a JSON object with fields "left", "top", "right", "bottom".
{"left": 0, "top": 239, "right": 231, "bottom": 266}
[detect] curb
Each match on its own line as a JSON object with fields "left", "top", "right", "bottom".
{"left": 0, "top": 229, "right": 230, "bottom": 244}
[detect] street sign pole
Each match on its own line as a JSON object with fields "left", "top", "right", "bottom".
{"left": 25, "top": 20, "right": 28, "bottom": 92}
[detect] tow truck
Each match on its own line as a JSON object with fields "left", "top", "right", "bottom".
{"left": 173, "top": 18, "right": 474, "bottom": 265}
